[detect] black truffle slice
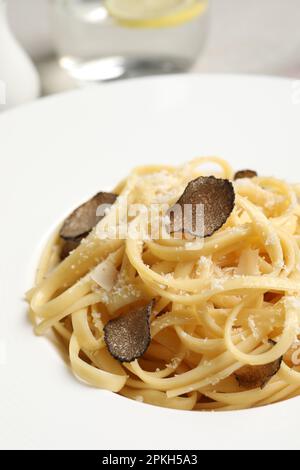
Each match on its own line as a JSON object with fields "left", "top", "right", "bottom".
{"left": 104, "top": 302, "right": 153, "bottom": 363}
{"left": 60, "top": 192, "right": 117, "bottom": 241}
{"left": 234, "top": 170, "right": 258, "bottom": 180}
{"left": 234, "top": 357, "right": 283, "bottom": 390}
{"left": 168, "top": 176, "right": 235, "bottom": 238}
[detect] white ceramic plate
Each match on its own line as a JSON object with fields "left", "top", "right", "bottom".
{"left": 1, "top": 74, "right": 300, "bottom": 450}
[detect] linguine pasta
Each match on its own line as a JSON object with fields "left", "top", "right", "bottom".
{"left": 27, "top": 157, "right": 300, "bottom": 411}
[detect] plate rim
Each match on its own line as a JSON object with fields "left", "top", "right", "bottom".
{"left": 1, "top": 73, "right": 300, "bottom": 450}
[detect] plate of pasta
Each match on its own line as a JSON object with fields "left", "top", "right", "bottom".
{"left": 1, "top": 74, "right": 300, "bottom": 450}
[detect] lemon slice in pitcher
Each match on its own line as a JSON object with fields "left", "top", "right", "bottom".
{"left": 105, "top": 0, "right": 208, "bottom": 28}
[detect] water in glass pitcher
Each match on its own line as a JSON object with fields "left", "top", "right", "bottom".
{"left": 50, "top": 0, "right": 209, "bottom": 82}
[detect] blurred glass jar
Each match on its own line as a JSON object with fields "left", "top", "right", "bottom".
{"left": 50, "top": 0, "right": 209, "bottom": 82}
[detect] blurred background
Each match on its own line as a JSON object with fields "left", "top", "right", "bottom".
{"left": 4, "top": 0, "right": 300, "bottom": 97}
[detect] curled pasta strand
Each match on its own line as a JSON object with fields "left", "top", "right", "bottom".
{"left": 224, "top": 297, "right": 299, "bottom": 365}
{"left": 72, "top": 308, "right": 103, "bottom": 351}
{"left": 69, "top": 334, "right": 127, "bottom": 392}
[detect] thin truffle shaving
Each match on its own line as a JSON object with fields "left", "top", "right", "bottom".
{"left": 169, "top": 176, "right": 235, "bottom": 237}
{"left": 60, "top": 192, "right": 117, "bottom": 240}
{"left": 60, "top": 192, "right": 117, "bottom": 258}
{"left": 104, "top": 302, "right": 153, "bottom": 363}
{"left": 235, "top": 357, "right": 283, "bottom": 389}
{"left": 234, "top": 169, "right": 258, "bottom": 180}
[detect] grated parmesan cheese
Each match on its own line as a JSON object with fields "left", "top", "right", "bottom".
{"left": 210, "top": 278, "right": 224, "bottom": 291}
{"left": 166, "top": 357, "right": 181, "bottom": 369}
{"left": 265, "top": 233, "right": 277, "bottom": 246}
{"left": 91, "top": 311, "right": 103, "bottom": 331}
{"left": 248, "top": 315, "right": 260, "bottom": 339}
